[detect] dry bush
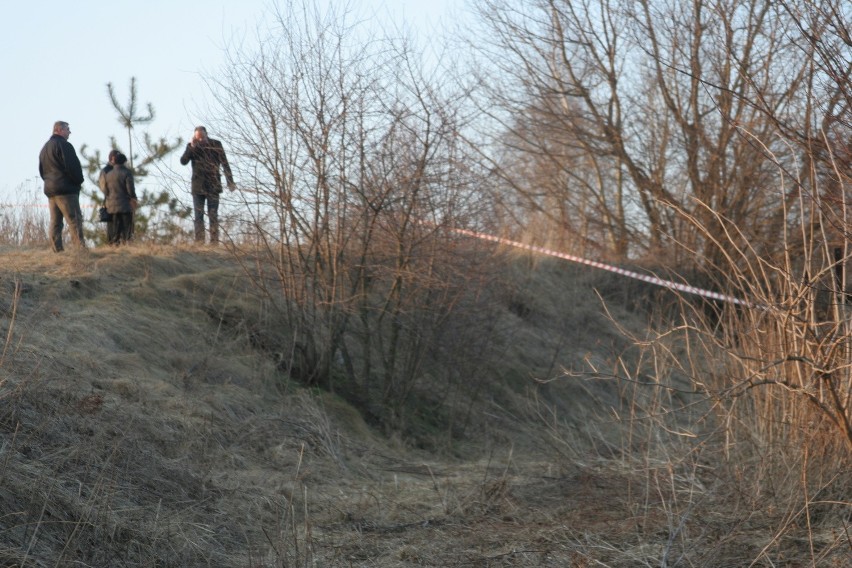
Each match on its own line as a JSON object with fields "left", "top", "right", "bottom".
{"left": 490, "top": 230, "right": 852, "bottom": 565}
{"left": 542, "top": 209, "right": 852, "bottom": 565}
{"left": 198, "top": 0, "right": 505, "bottom": 443}
{"left": 533, "top": 299, "right": 852, "bottom": 565}
{"left": 0, "top": 205, "right": 49, "bottom": 247}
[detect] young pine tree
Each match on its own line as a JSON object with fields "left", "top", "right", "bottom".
{"left": 80, "top": 77, "right": 189, "bottom": 244}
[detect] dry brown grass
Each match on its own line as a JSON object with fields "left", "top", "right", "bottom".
{"left": 0, "top": 206, "right": 49, "bottom": 247}
{"left": 0, "top": 244, "right": 849, "bottom": 567}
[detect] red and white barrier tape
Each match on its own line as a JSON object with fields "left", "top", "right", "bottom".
{"left": 0, "top": 201, "right": 751, "bottom": 307}
{"left": 448, "top": 226, "right": 751, "bottom": 307}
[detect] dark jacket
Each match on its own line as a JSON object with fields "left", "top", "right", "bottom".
{"left": 179, "top": 138, "right": 234, "bottom": 195}
{"left": 39, "top": 134, "right": 84, "bottom": 197}
{"left": 99, "top": 164, "right": 137, "bottom": 214}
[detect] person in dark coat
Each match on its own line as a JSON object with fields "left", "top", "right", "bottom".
{"left": 38, "top": 120, "right": 86, "bottom": 252}
{"left": 179, "top": 125, "right": 236, "bottom": 244}
{"left": 99, "top": 150, "right": 137, "bottom": 245}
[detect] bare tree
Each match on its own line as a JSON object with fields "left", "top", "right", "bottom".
{"left": 203, "top": 0, "right": 502, "bottom": 431}
{"left": 470, "top": 0, "right": 811, "bottom": 268}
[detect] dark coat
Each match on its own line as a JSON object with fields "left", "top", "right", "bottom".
{"left": 38, "top": 134, "right": 84, "bottom": 197}
{"left": 99, "top": 164, "right": 137, "bottom": 214}
{"left": 179, "top": 138, "right": 234, "bottom": 195}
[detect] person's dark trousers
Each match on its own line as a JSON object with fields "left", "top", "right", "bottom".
{"left": 106, "top": 214, "right": 117, "bottom": 244}
{"left": 109, "top": 213, "right": 133, "bottom": 245}
{"left": 192, "top": 192, "right": 220, "bottom": 244}
{"left": 48, "top": 194, "right": 86, "bottom": 252}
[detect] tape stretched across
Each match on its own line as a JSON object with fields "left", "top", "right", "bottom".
{"left": 447, "top": 226, "right": 752, "bottom": 307}
{"left": 0, "top": 206, "right": 754, "bottom": 307}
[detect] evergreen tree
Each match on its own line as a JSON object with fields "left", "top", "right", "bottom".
{"left": 81, "top": 77, "right": 190, "bottom": 244}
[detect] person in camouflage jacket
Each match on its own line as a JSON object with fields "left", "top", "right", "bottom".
{"left": 179, "top": 125, "right": 236, "bottom": 244}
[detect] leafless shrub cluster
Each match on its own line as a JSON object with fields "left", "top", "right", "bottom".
{"left": 200, "top": 0, "right": 505, "bottom": 436}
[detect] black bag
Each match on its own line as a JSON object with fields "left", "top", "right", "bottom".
{"left": 98, "top": 207, "right": 112, "bottom": 223}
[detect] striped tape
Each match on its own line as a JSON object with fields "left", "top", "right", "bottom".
{"left": 0, "top": 202, "right": 752, "bottom": 307}
{"left": 448, "top": 226, "right": 752, "bottom": 307}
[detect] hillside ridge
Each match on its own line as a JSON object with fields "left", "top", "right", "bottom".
{"left": 1, "top": 244, "right": 624, "bottom": 566}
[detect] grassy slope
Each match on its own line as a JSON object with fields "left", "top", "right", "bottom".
{"left": 0, "top": 245, "right": 848, "bottom": 567}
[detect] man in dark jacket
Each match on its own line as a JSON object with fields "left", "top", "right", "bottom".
{"left": 38, "top": 121, "right": 86, "bottom": 252}
{"left": 179, "top": 125, "right": 236, "bottom": 244}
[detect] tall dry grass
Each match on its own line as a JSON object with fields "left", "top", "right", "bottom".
{"left": 0, "top": 244, "right": 328, "bottom": 566}
{"left": 3, "top": 225, "right": 846, "bottom": 565}
{"left": 490, "top": 141, "right": 852, "bottom": 563}
{"left": 0, "top": 205, "right": 49, "bottom": 247}
{"left": 527, "top": 288, "right": 850, "bottom": 564}
{"left": 531, "top": 165, "right": 852, "bottom": 563}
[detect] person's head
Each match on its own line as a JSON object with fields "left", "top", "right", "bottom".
{"left": 114, "top": 152, "right": 128, "bottom": 165}
{"left": 193, "top": 125, "right": 209, "bottom": 143}
{"left": 107, "top": 149, "right": 121, "bottom": 164}
{"left": 53, "top": 121, "right": 71, "bottom": 139}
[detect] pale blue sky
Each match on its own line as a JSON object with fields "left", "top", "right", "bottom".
{"left": 0, "top": 0, "right": 464, "bottom": 203}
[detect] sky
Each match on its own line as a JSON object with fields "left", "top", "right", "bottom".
{"left": 0, "top": 0, "right": 465, "bottom": 205}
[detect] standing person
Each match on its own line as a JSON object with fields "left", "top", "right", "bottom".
{"left": 179, "top": 125, "right": 236, "bottom": 244}
{"left": 38, "top": 120, "right": 86, "bottom": 252}
{"left": 99, "top": 150, "right": 137, "bottom": 245}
